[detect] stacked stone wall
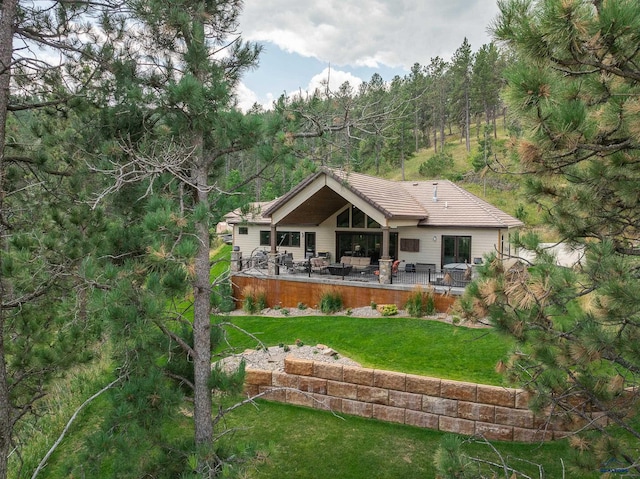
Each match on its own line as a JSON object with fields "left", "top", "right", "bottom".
{"left": 243, "top": 358, "right": 607, "bottom": 442}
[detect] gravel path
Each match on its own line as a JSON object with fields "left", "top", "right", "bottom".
{"left": 217, "top": 343, "right": 361, "bottom": 373}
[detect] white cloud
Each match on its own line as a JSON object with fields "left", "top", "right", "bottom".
{"left": 241, "top": 0, "right": 500, "bottom": 68}
{"left": 235, "top": 82, "right": 273, "bottom": 112}
{"left": 307, "top": 68, "right": 364, "bottom": 95}
{"left": 237, "top": 0, "right": 502, "bottom": 111}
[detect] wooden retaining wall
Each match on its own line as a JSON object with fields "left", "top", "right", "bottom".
{"left": 244, "top": 358, "right": 608, "bottom": 443}
{"left": 232, "top": 274, "right": 457, "bottom": 313}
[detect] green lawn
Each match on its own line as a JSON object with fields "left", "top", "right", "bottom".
{"left": 220, "top": 400, "right": 589, "bottom": 479}
{"left": 220, "top": 315, "right": 510, "bottom": 385}
{"left": 214, "top": 314, "right": 599, "bottom": 478}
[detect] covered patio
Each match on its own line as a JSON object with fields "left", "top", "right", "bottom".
{"left": 232, "top": 250, "right": 474, "bottom": 289}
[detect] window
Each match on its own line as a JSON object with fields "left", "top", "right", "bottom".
{"left": 400, "top": 238, "right": 420, "bottom": 252}
{"left": 238, "top": 227, "right": 248, "bottom": 235}
{"left": 336, "top": 206, "right": 381, "bottom": 229}
{"left": 442, "top": 236, "right": 471, "bottom": 266}
{"left": 337, "top": 208, "right": 350, "bottom": 227}
{"left": 259, "top": 231, "right": 301, "bottom": 247}
{"left": 351, "top": 206, "right": 365, "bottom": 228}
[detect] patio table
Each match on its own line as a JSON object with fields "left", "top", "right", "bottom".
{"left": 293, "top": 260, "right": 310, "bottom": 273}
{"left": 328, "top": 263, "right": 353, "bottom": 276}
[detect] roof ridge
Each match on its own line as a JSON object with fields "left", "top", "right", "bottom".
{"left": 328, "top": 168, "right": 428, "bottom": 218}
{"left": 324, "top": 168, "right": 396, "bottom": 217}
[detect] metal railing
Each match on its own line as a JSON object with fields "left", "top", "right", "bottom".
{"left": 235, "top": 250, "right": 473, "bottom": 288}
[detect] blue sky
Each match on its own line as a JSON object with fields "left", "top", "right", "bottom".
{"left": 236, "top": 0, "right": 502, "bottom": 110}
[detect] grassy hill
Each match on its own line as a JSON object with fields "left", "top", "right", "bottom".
{"left": 370, "top": 126, "right": 556, "bottom": 240}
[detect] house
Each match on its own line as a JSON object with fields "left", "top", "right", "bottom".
{"left": 224, "top": 167, "right": 523, "bottom": 284}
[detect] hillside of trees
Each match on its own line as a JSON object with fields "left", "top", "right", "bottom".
{"left": 1, "top": 0, "right": 639, "bottom": 477}
{"left": 218, "top": 39, "right": 521, "bottom": 224}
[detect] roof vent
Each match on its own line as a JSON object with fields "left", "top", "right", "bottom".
{"left": 432, "top": 182, "right": 438, "bottom": 202}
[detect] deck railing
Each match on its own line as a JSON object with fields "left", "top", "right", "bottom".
{"left": 237, "top": 252, "right": 472, "bottom": 289}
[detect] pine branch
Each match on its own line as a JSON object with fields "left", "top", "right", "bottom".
{"left": 31, "top": 377, "right": 121, "bottom": 479}
{"left": 155, "top": 321, "right": 195, "bottom": 358}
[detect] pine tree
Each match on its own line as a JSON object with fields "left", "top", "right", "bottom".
{"left": 0, "top": 2, "right": 122, "bottom": 477}
{"left": 449, "top": 38, "right": 473, "bottom": 152}
{"left": 83, "top": 0, "right": 265, "bottom": 473}
{"left": 461, "top": 0, "right": 640, "bottom": 472}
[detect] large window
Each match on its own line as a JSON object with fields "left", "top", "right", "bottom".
{"left": 336, "top": 206, "right": 380, "bottom": 229}
{"left": 259, "top": 231, "right": 301, "bottom": 247}
{"left": 336, "top": 232, "right": 398, "bottom": 264}
{"left": 442, "top": 236, "right": 471, "bottom": 266}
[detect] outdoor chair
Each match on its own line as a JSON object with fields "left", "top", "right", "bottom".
{"left": 310, "top": 257, "right": 329, "bottom": 274}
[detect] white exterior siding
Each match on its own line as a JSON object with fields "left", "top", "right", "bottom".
{"left": 396, "top": 227, "right": 505, "bottom": 268}
{"left": 232, "top": 224, "right": 263, "bottom": 255}
{"left": 233, "top": 214, "right": 516, "bottom": 269}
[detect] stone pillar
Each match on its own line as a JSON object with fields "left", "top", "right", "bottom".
{"left": 268, "top": 252, "right": 279, "bottom": 276}
{"left": 231, "top": 248, "right": 242, "bottom": 273}
{"left": 378, "top": 258, "right": 392, "bottom": 284}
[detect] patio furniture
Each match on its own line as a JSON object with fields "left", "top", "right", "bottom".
{"left": 289, "top": 259, "right": 309, "bottom": 273}
{"left": 328, "top": 263, "right": 353, "bottom": 276}
{"left": 309, "top": 257, "right": 329, "bottom": 274}
{"left": 415, "top": 263, "right": 436, "bottom": 273}
{"left": 279, "top": 252, "right": 294, "bottom": 271}
{"left": 339, "top": 256, "right": 371, "bottom": 271}
{"left": 252, "top": 251, "right": 268, "bottom": 269}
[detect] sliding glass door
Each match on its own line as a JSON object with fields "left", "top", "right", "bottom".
{"left": 442, "top": 235, "right": 471, "bottom": 266}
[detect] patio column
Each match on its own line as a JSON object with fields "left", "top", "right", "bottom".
{"left": 230, "top": 247, "right": 242, "bottom": 273}
{"left": 378, "top": 258, "right": 392, "bottom": 284}
{"left": 381, "top": 226, "right": 390, "bottom": 259}
{"left": 379, "top": 226, "right": 391, "bottom": 284}
{"left": 268, "top": 224, "right": 279, "bottom": 275}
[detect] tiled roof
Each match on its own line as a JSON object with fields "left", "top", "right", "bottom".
{"left": 400, "top": 180, "right": 524, "bottom": 228}
{"left": 325, "top": 168, "right": 523, "bottom": 228}
{"left": 228, "top": 168, "right": 523, "bottom": 229}
{"left": 326, "top": 169, "right": 428, "bottom": 219}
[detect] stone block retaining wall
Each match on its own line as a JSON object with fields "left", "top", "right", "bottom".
{"left": 243, "top": 358, "right": 607, "bottom": 443}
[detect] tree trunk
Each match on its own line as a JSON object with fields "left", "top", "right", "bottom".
{"left": 464, "top": 89, "right": 470, "bottom": 152}
{"left": 0, "top": 0, "right": 17, "bottom": 477}
{"left": 399, "top": 128, "right": 405, "bottom": 180}
{"left": 414, "top": 108, "right": 419, "bottom": 152}
{"left": 191, "top": 136, "right": 213, "bottom": 449}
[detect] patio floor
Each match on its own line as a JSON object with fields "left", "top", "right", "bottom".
{"left": 237, "top": 260, "right": 472, "bottom": 292}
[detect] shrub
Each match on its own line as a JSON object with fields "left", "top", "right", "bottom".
{"left": 318, "top": 286, "right": 343, "bottom": 314}
{"left": 418, "top": 151, "right": 454, "bottom": 178}
{"left": 212, "top": 278, "right": 235, "bottom": 313}
{"left": 380, "top": 304, "right": 398, "bottom": 316}
{"left": 297, "top": 302, "right": 307, "bottom": 310}
{"left": 242, "top": 284, "right": 267, "bottom": 314}
{"left": 405, "top": 286, "right": 437, "bottom": 318}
